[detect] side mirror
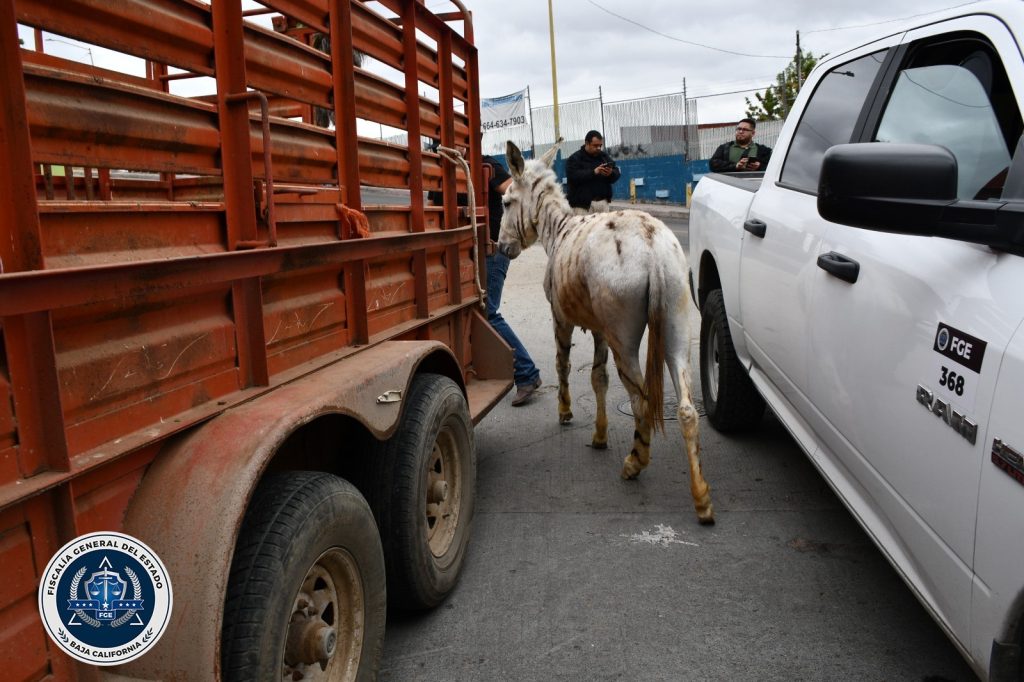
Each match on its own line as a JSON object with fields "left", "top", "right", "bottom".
{"left": 817, "top": 143, "right": 957, "bottom": 234}
{"left": 817, "top": 142, "right": 1024, "bottom": 255}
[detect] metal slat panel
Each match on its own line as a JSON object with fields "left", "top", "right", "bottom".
{"left": 260, "top": 0, "right": 329, "bottom": 34}
{"left": 17, "top": 0, "right": 215, "bottom": 76}
{"left": 26, "top": 64, "right": 339, "bottom": 181}
{"left": 25, "top": 66, "right": 222, "bottom": 174}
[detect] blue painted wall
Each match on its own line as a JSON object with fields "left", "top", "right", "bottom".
{"left": 493, "top": 153, "right": 701, "bottom": 205}
{"left": 611, "top": 155, "right": 691, "bottom": 203}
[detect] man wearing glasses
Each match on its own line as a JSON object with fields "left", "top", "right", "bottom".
{"left": 710, "top": 118, "right": 772, "bottom": 172}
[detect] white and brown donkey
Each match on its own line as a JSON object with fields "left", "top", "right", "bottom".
{"left": 497, "top": 141, "right": 713, "bottom": 524}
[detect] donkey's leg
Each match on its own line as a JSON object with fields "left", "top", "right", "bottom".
{"left": 590, "top": 332, "right": 610, "bottom": 449}
{"left": 666, "top": 314, "right": 715, "bottom": 524}
{"left": 554, "top": 317, "right": 574, "bottom": 425}
{"left": 610, "top": 345, "right": 652, "bottom": 480}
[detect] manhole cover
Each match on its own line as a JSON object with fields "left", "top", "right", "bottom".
{"left": 616, "top": 395, "right": 705, "bottom": 420}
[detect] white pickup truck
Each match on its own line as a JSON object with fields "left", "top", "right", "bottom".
{"left": 689, "top": 2, "right": 1024, "bottom": 679}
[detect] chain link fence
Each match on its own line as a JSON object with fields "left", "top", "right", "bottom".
{"left": 479, "top": 90, "right": 724, "bottom": 162}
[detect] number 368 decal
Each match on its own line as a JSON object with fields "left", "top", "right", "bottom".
{"left": 938, "top": 366, "right": 966, "bottom": 396}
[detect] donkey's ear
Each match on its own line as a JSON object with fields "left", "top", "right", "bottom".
{"left": 539, "top": 137, "right": 563, "bottom": 168}
{"left": 506, "top": 141, "right": 525, "bottom": 178}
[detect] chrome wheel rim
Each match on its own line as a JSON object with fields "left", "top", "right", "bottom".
{"left": 706, "top": 323, "right": 721, "bottom": 404}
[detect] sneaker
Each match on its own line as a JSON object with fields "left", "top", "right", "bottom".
{"left": 511, "top": 378, "right": 542, "bottom": 407}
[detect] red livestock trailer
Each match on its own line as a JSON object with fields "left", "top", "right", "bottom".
{"left": 0, "top": 1, "right": 509, "bottom": 679}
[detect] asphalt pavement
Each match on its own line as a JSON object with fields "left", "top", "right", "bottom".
{"left": 380, "top": 207, "right": 977, "bottom": 681}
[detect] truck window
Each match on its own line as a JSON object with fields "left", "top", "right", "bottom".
{"left": 780, "top": 50, "right": 888, "bottom": 193}
{"left": 872, "top": 38, "right": 1021, "bottom": 200}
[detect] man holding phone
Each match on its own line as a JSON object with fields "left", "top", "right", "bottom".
{"left": 710, "top": 117, "right": 772, "bottom": 173}
{"left": 566, "top": 130, "right": 621, "bottom": 214}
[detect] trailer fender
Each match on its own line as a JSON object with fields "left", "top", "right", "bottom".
{"left": 114, "top": 340, "right": 461, "bottom": 681}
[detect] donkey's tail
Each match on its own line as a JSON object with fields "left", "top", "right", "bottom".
{"left": 645, "top": 266, "right": 668, "bottom": 433}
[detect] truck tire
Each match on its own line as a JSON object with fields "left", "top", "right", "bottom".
{"left": 371, "top": 373, "right": 475, "bottom": 611}
{"left": 700, "top": 289, "right": 765, "bottom": 432}
{"left": 221, "top": 472, "right": 386, "bottom": 682}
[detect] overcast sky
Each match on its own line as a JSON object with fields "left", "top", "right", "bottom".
{"left": 461, "top": 0, "right": 986, "bottom": 123}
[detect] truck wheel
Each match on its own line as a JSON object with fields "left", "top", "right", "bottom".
{"left": 372, "top": 373, "right": 475, "bottom": 610}
{"left": 700, "top": 289, "right": 765, "bottom": 432}
{"left": 221, "top": 472, "right": 386, "bottom": 681}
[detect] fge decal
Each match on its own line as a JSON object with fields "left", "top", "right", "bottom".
{"left": 38, "top": 532, "right": 173, "bottom": 666}
{"left": 934, "top": 323, "right": 986, "bottom": 373}
{"left": 928, "top": 323, "right": 988, "bottom": 412}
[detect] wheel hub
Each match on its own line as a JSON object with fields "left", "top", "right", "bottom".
{"left": 426, "top": 430, "right": 460, "bottom": 557}
{"left": 282, "top": 551, "right": 364, "bottom": 681}
{"left": 429, "top": 480, "right": 449, "bottom": 503}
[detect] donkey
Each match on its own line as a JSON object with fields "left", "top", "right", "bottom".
{"left": 497, "top": 140, "right": 713, "bottom": 524}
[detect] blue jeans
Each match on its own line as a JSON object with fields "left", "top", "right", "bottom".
{"left": 486, "top": 253, "right": 541, "bottom": 388}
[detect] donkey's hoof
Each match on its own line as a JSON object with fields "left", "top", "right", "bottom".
{"left": 694, "top": 487, "right": 714, "bottom": 525}
{"left": 590, "top": 438, "right": 608, "bottom": 450}
{"left": 559, "top": 411, "right": 573, "bottom": 425}
{"left": 621, "top": 456, "right": 642, "bottom": 480}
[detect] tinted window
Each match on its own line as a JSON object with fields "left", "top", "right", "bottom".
{"left": 873, "top": 39, "right": 1021, "bottom": 200}
{"left": 780, "top": 51, "right": 887, "bottom": 192}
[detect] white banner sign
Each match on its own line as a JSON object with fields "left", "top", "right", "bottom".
{"left": 481, "top": 89, "right": 528, "bottom": 132}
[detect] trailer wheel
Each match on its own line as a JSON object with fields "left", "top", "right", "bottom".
{"left": 221, "top": 472, "right": 386, "bottom": 682}
{"left": 700, "top": 289, "right": 765, "bottom": 432}
{"left": 372, "top": 373, "right": 475, "bottom": 610}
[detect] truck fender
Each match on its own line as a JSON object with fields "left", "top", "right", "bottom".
{"left": 114, "top": 340, "right": 462, "bottom": 681}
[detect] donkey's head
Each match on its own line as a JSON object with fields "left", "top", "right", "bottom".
{"left": 497, "top": 140, "right": 563, "bottom": 259}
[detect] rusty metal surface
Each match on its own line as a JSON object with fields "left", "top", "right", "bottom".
{"left": 0, "top": 2, "right": 505, "bottom": 678}
{"left": 17, "top": 0, "right": 214, "bottom": 78}
{"left": 25, "top": 64, "right": 465, "bottom": 190}
{"left": 1, "top": 2, "right": 70, "bottom": 495}
{"left": 115, "top": 340, "right": 459, "bottom": 681}
{"left": 3, "top": 0, "right": 489, "bottom": 473}
{"left": 0, "top": 228, "right": 474, "bottom": 319}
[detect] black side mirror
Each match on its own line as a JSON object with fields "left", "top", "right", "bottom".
{"left": 817, "top": 142, "right": 1024, "bottom": 255}
{"left": 817, "top": 143, "right": 957, "bottom": 234}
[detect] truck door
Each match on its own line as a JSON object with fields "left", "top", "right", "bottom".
{"left": 738, "top": 46, "right": 892, "bottom": 418}
{"left": 973, "top": 326, "right": 1024, "bottom": 668}
{"left": 807, "top": 18, "right": 1024, "bottom": 646}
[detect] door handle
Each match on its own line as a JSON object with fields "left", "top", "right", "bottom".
{"left": 744, "top": 219, "right": 766, "bottom": 238}
{"left": 817, "top": 251, "right": 860, "bottom": 284}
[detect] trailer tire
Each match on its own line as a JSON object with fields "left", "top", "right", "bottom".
{"left": 700, "top": 289, "right": 765, "bottom": 432}
{"left": 221, "top": 472, "right": 386, "bottom": 682}
{"left": 371, "top": 373, "right": 475, "bottom": 611}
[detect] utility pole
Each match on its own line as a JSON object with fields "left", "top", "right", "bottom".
{"left": 682, "top": 78, "right": 689, "bottom": 159}
{"left": 547, "top": 0, "right": 560, "bottom": 143}
{"left": 796, "top": 30, "right": 803, "bottom": 91}
{"left": 527, "top": 85, "right": 537, "bottom": 158}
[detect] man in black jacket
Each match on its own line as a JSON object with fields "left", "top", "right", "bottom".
{"left": 566, "top": 130, "right": 620, "bottom": 214}
{"left": 709, "top": 118, "right": 772, "bottom": 173}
